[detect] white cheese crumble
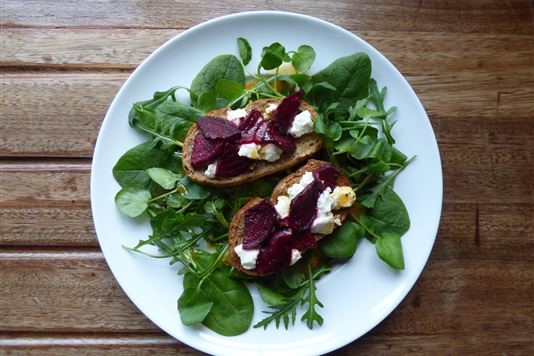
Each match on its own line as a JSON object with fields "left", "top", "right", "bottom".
{"left": 259, "top": 143, "right": 283, "bottom": 162}
{"left": 226, "top": 108, "right": 247, "bottom": 125}
{"left": 204, "top": 162, "right": 218, "bottom": 178}
{"left": 331, "top": 186, "right": 357, "bottom": 210}
{"left": 288, "top": 110, "right": 314, "bottom": 138}
{"left": 287, "top": 172, "right": 315, "bottom": 199}
{"left": 317, "top": 187, "right": 334, "bottom": 214}
{"left": 274, "top": 196, "right": 291, "bottom": 219}
{"left": 311, "top": 214, "right": 335, "bottom": 235}
{"left": 234, "top": 244, "right": 260, "bottom": 270}
{"left": 290, "top": 249, "right": 302, "bottom": 265}
{"left": 263, "top": 103, "right": 278, "bottom": 119}
{"left": 238, "top": 143, "right": 261, "bottom": 159}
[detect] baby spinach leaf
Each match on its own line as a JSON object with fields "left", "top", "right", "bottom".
{"left": 177, "top": 288, "right": 214, "bottom": 325}
{"left": 321, "top": 221, "right": 364, "bottom": 258}
{"left": 190, "top": 55, "right": 245, "bottom": 107}
{"left": 197, "top": 92, "right": 217, "bottom": 112}
{"left": 113, "top": 141, "right": 171, "bottom": 187}
{"left": 215, "top": 79, "right": 244, "bottom": 101}
{"left": 146, "top": 167, "right": 180, "bottom": 190}
{"left": 260, "top": 42, "right": 290, "bottom": 70}
{"left": 291, "top": 45, "right": 316, "bottom": 73}
{"left": 180, "top": 177, "right": 211, "bottom": 200}
{"left": 257, "top": 284, "right": 288, "bottom": 306}
{"left": 360, "top": 187, "right": 410, "bottom": 237}
{"left": 237, "top": 37, "right": 252, "bottom": 65}
{"left": 375, "top": 232, "right": 404, "bottom": 269}
{"left": 311, "top": 53, "right": 372, "bottom": 115}
{"left": 115, "top": 185, "right": 151, "bottom": 217}
{"left": 184, "top": 269, "right": 254, "bottom": 336}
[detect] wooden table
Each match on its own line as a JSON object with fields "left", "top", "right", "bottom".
{"left": 1, "top": 1, "right": 533, "bottom": 354}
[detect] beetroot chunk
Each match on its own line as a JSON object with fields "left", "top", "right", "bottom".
{"left": 197, "top": 116, "right": 241, "bottom": 141}
{"left": 290, "top": 231, "right": 317, "bottom": 252}
{"left": 256, "top": 229, "right": 293, "bottom": 274}
{"left": 215, "top": 144, "right": 252, "bottom": 177}
{"left": 274, "top": 91, "right": 303, "bottom": 133}
{"left": 313, "top": 164, "right": 340, "bottom": 189}
{"left": 190, "top": 134, "right": 225, "bottom": 169}
{"left": 238, "top": 109, "right": 263, "bottom": 143}
{"left": 243, "top": 199, "right": 277, "bottom": 249}
{"left": 264, "top": 121, "right": 296, "bottom": 152}
{"left": 288, "top": 179, "right": 322, "bottom": 231}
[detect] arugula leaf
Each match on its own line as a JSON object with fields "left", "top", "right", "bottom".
{"left": 237, "top": 37, "right": 252, "bottom": 65}
{"left": 190, "top": 55, "right": 245, "bottom": 108}
{"left": 300, "top": 263, "right": 324, "bottom": 329}
{"left": 115, "top": 185, "right": 151, "bottom": 217}
{"left": 376, "top": 232, "right": 405, "bottom": 269}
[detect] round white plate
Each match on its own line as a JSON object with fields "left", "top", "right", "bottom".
{"left": 91, "top": 11, "right": 442, "bottom": 355}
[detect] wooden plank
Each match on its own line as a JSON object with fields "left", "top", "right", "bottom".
{"left": 1, "top": 70, "right": 532, "bottom": 156}
{"left": 0, "top": 73, "right": 126, "bottom": 157}
{"left": 1, "top": 332, "right": 532, "bottom": 355}
{"left": 1, "top": 0, "right": 532, "bottom": 35}
{"left": 2, "top": 29, "right": 533, "bottom": 71}
{"left": 1, "top": 251, "right": 532, "bottom": 336}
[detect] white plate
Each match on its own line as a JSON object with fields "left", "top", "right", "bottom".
{"left": 91, "top": 11, "right": 442, "bottom": 355}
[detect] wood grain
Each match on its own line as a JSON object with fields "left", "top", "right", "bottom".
{"left": 2, "top": 0, "right": 533, "bottom": 34}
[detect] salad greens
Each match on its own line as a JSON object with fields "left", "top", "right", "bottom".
{"left": 112, "top": 37, "right": 414, "bottom": 336}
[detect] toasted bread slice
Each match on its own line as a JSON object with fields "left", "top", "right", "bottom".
{"left": 228, "top": 160, "right": 354, "bottom": 276}
{"left": 182, "top": 98, "right": 323, "bottom": 187}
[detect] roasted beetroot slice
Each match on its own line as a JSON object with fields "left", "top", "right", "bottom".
{"left": 290, "top": 231, "right": 317, "bottom": 252}
{"left": 214, "top": 144, "right": 252, "bottom": 177}
{"left": 243, "top": 199, "right": 277, "bottom": 249}
{"left": 274, "top": 91, "right": 303, "bottom": 133}
{"left": 288, "top": 179, "right": 322, "bottom": 231}
{"left": 197, "top": 116, "right": 241, "bottom": 141}
{"left": 264, "top": 121, "right": 296, "bottom": 152}
{"left": 238, "top": 109, "right": 262, "bottom": 143}
{"left": 313, "top": 164, "right": 340, "bottom": 189}
{"left": 190, "top": 134, "right": 225, "bottom": 169}
{"left": 256, "top": 229, "right": 293, "bottom": 274}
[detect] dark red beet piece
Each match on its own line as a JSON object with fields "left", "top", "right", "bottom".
{"left": 264, "top": 121, "right": 296, "bottom": 152}
{"left": 238, "top": 109, "right": 263, "bottom": 143}
{"left": 288, "top": 179, "right": 322, "bottom": 231}
{"left": 274, "top": 91, "right": 303, "bottom": 133}
{"left": 243, "top": 199, "right": 277, "bottom": 249}
{"left": 313, "top": 164, "right": 340, "bottom": 189}
{"left": 290, "top": 231, "right": 317, "bottom": 252}
{"left": 214, "top": 144, "right": 252, "bottom": 177}
{"left": 197, "top": 116, "right": 241, "bottom": 141}
{"left": 190, "top": 134, "right": 225, "bottom": 169}
{"left": 256, "top": 229, "right": 293, "bottom": 274}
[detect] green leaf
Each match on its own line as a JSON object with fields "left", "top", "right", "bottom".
{"left": 115, "top": 185, "right": 151, "bottom": 217}
{"left": 112, "top": 141, "right": 171, "bottom": 187}
{"left": 260, "top": 42, "right": 289, "bottom": 70}
{"left": 190, "top": 55, "right": 245, "bottom": 107}
{"left": 215, "top": 79, "right": 244, "bottom": 101}
{"left": 128, "top": 86, "right": 180, "bottom": 128}
{"left": 311, "top": 53, "right": 372, "bottom": 115}
{"left": 181, "top": 177, "right": 211, "bottom": 200}
{"left": 177, "top": 287, "right": 214, "bottom": 325}
{"left": 300, "top": 263, "right": 324, "bottom": 329}
{"left": 291, "top": 45, "right": 316, "bottom": 73}
{"left": 184, "top": 269, "right": 254, "bottom": 336}
{"left": 314, "top": 114, "right": 342, "bottom": 142}
{"left": 360, "top": 187, "right": 410, "bottom": 237}
{"left": 237, "top": 37, "right": 252, "bottom": 65}
{"left": 376, "top": 232, "right": 405, "bottom": 269}
{"left": 282, "top": 266, "right": 306, "bottom": 289}
{"left": 197, "top": 92, "right": 216, "bottom": 112}
{"left": 257, "top": 284, "right": 287, "bottom": 306}
{"left": 146, "top": 167, "right": 180, "bottom": 190}
{"left": 321, "top": 221, "right": 364, "bottom": 258}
